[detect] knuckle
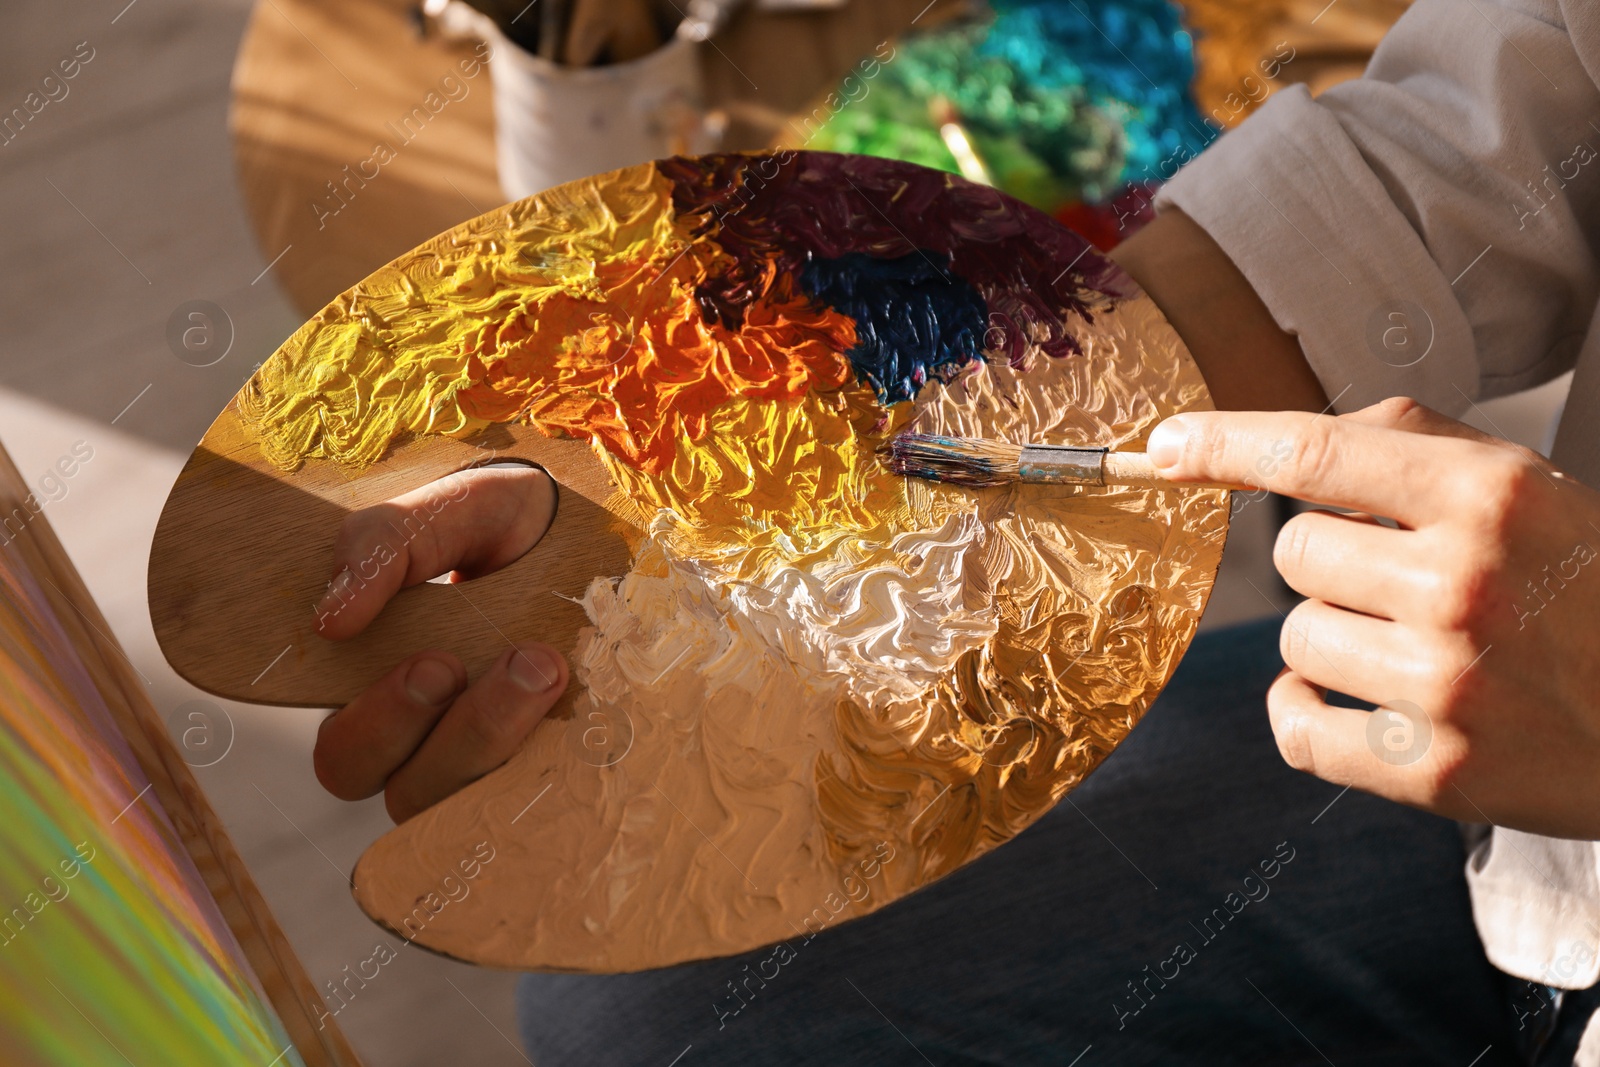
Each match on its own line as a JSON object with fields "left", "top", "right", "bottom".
{"left": 408, "top": 518, "right": 448, "bottom": 580}
{"left": 1368, "top": 395, "right": 1423, "bottom": 427}
{"left": 1273, "top": 515, "right": 1316, "bottom": 578}
{"left": 1405, "top": 639, "right": 1456, "bottom": 696}
{"left": 1278, "top": 604, "right": 1317, "bottom": 668}
{"left": 457, "top": 700, "right": 519, "bottom": 757}
{"left": 1183, "top": 418, "right": 1231, "bottom": 477}
{"left": 1440, "top": 638, "right": 1489, "bottom": 697}
{"left": 310, "top": 744, "right": 339, "bottom": 796}
{"left": 1272, "top": 711, "right": 1317, "bottom": 774}
{"left": 1266, "top": 672, "right": 1327, "bottom": 777}
{"left": 1282, "top": 420, "right": 1338, "bottom": 491}
{"left": 1425, "top": 556, "right": 1498, "bottom": 634}
{"left": 328, "top": 509, "right": 374, "bottom": 563}
{"left": 336, "top": 507, "right": 406, "bottom": 582}
{"left": 1504, "top": 442, "right": 1545, "bottom": 469}
{"left": 460, "top": 671, "right": 550, "bottom": 755}
{"left": 384, "top": 785, "right": 419, "bottom": 825}
{"left": 1417, "top": 738, "right": 1471, "bottom": 806}
{"left": 1471, "top": 455, "right": 1537, "bottom": 531}
{"left": 312, "top": 722, "right": 362, "bottom": 801}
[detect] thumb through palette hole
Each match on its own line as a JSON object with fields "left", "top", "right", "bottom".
{"left": 420, "top": 460, "right": 559, "bottom": 585}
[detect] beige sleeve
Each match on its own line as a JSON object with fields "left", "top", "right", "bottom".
{"left": 1155, "top": 0, "right": 1600, "bottom": 414}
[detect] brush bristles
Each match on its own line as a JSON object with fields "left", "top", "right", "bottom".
{"left": 882, "top": 433, "right": 1024, "bottom": 487}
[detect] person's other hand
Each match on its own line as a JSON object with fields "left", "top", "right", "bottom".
{"left": 1148, "top": 397, "right": 1600, "bottom": 839}
{"left": 309, "top": 464, "right": 566, "bottom": 823}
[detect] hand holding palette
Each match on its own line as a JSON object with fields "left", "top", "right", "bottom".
{"left": 150, "top": 151, "right": 1228, "bottom": 972}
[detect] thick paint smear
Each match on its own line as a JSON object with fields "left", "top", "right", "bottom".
{"left": 658, "top": 153, "right": 1128, "bottom": 367}
{"left": 245, "top": 155, "right": 1124, "bottom": 480}
{"left": 799, "top": 251, "right": 986, "bottom": 404}
{"left": 245, "top": 165, "right": 856, "bottom": 476}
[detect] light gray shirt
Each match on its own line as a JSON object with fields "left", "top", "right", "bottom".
{"left": 1156, "top": 0, "right": 1600, "bottom": 1055}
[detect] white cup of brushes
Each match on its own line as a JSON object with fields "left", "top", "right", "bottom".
{"left": 425, "top": 0, "right": 731, "bottom": 199}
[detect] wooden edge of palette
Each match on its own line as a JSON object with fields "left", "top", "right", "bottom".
{"left": 0, "top": 442, "right": 364, "bottom": 1067}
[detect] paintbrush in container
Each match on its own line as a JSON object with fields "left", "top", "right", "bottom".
{"left": 883, "top": 433, "right": 1238, "bottom": 490}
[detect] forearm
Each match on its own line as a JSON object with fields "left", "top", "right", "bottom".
{"left": 1109, "top": 208, "right": 1327, "bottom": 413}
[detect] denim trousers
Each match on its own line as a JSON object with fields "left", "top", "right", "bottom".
{"left": 516, "top": 619, "right": 1599, "bottom": 1065}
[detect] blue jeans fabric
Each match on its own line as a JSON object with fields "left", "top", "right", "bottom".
{"left": 516, "top": 619, "right": 1595, "bottom": 1065}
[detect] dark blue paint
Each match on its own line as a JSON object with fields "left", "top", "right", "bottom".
{"left": 799, "top": 251, "right": 988, "bottom": 404}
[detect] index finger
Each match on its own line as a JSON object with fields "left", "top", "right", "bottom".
{"left": 1145, "top": 409, "right": 1473, "bottom": 526}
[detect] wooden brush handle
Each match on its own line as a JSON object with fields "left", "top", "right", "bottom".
{"left": 1102, "top": 451, "right": 1241, "bottom": 491}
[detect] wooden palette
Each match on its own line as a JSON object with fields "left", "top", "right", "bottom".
{"left": 150, "top": 152, "right": 1228, "bottom": 972}
{"left": 150, "top": 412, "right": 628, "bottom": 710}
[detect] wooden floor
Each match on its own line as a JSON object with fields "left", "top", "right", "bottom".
{"left": 0, "top": 1, "right": 1571, "bottom": 1065}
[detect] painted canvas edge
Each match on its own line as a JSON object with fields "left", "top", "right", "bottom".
{"left": 0, "top": 442, "right": 363, "bottom": 1067}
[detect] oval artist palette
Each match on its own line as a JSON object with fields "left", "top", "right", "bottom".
{"left": 150, "top": 151, "right": 1228, "bottom": 972}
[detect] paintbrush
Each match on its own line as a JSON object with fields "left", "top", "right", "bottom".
{"left": 883, "top": 433, "right": 1238, "bottom": 490}
{"left": 930, "top": 96, "right": 993, "bottom": 187}
{"left": 563, "top": 0, "right": 662, "bottom": 66}
{"left": 539, "top": 0, "right": 569, "bottom": 61}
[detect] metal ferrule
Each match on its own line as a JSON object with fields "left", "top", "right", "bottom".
{"left": 1017, "top": 445, "right": 1108, "bottom": 485}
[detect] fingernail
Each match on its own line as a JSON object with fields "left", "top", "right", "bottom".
{"left": 1146, "top": 416, "right": 1192, "bottom": 469}
{"left": 405, "top": 657, "right": 459, "bottom": 706}
{"left": 315, "top": 568, "right": 355, "bottom": 623}
{"left": 508, "top": 644, "right": 562, "bottom": 694}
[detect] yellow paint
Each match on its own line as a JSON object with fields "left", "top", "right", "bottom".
{"left": 242, "top": 164, "right": 853, "bottom": 477}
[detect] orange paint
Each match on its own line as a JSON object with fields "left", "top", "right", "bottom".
{"left": 455, "top": 234, "right": 856, "bottom": 474}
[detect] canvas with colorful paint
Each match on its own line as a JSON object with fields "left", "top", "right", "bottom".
{"left": 0, "top": 543, "right": 309, "bottom": 1065}
{"left": 152, "top": 150, "right": 1228, "bottom": 973}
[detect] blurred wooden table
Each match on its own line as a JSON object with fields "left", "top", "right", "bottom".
{"left": 230, "top": 0, "right": 953, "bottom": 317}
{"left": 231, "top": 0, "right": 1410, "bottom": 318}
{"left": 0, "top": 440, "right": 362, "bottom": 1066}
